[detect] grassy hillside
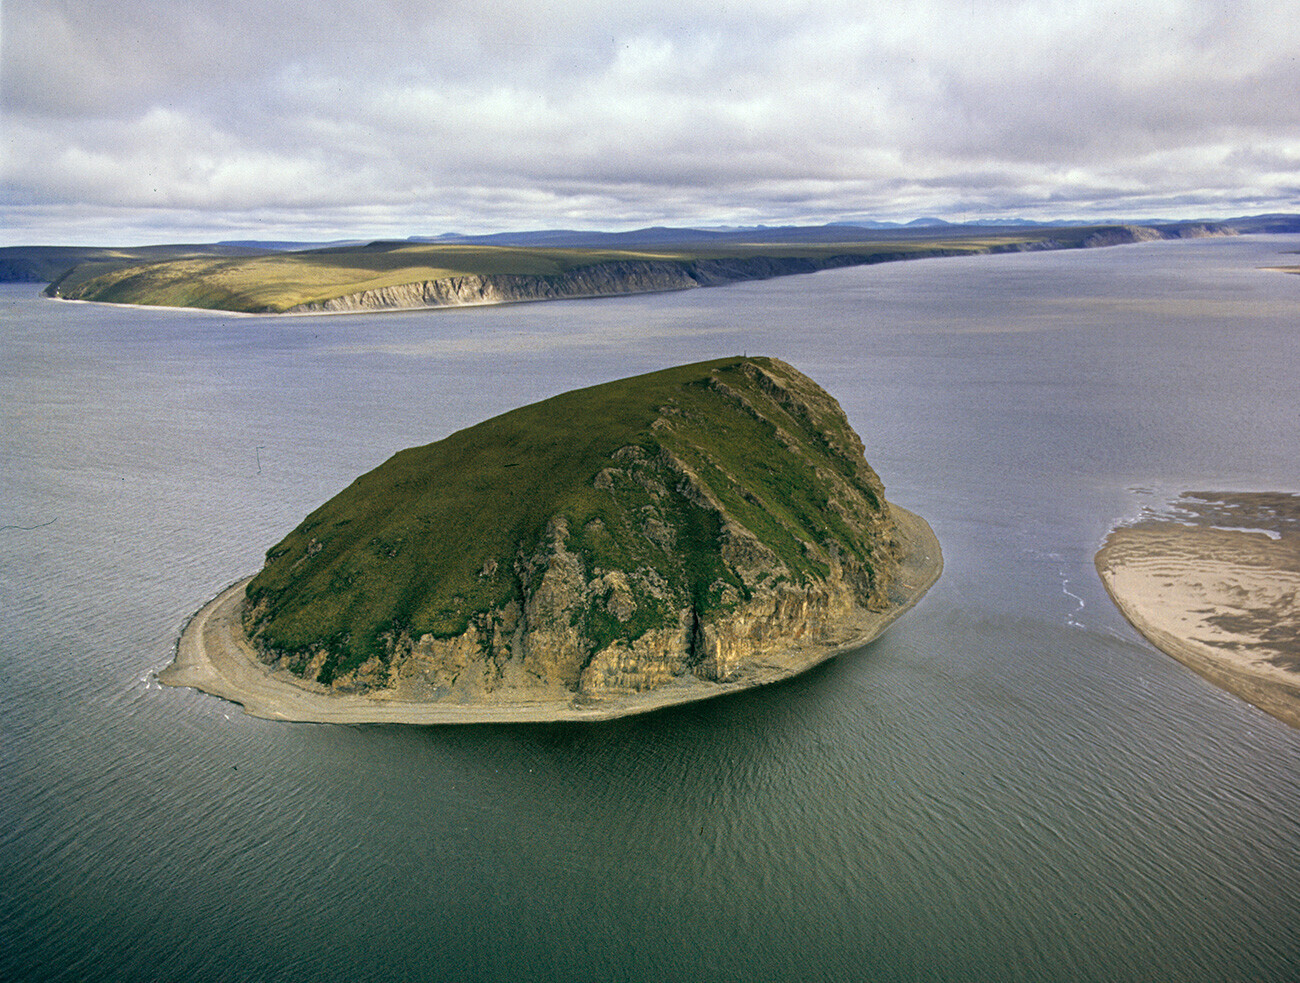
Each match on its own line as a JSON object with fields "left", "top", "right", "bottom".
{"left": 244, "top": 357, "right": 896, "bottom": 683}
{"left": 0, "top": 244, "right": 264, "bottom": 284}
{"left": 47, "top": 242, "right": 684, "bottom": 312}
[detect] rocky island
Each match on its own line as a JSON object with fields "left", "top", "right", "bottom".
{"left": 161, "top": 357, "right": 941, "bottom": 723}
{"left": 1097, "top": 492, "right": 1300, "bottom": 729}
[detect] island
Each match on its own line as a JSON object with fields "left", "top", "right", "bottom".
{"left": 37, "top": 221, "right": 1237, "bottom": 315}
{"left": 160, "top": 357, "right": 942, "bottom": 723}
{"left": 1096, "top": 492, "right": 1300, "bottom": 729}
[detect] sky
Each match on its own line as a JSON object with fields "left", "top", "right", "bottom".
{"left": 3, "top": 0, "right": 1298, "bottom": 244}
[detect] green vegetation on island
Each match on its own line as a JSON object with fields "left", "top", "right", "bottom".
{"left": 49, "top": 242, "right": 677, "bottom": 312}
{"left": 239, "top": 357, "right": 937, "bottom": 704}
{"left": 0, "top": 243, "right": 263, "bottom": 285}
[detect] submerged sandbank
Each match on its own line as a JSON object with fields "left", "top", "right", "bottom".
{"left": 160, "top": 507, "right": 942, "bottom": 724}
{"left": 1096, "top": 493, "right": 1300, "bottom": 729}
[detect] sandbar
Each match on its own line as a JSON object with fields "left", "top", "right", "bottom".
{"left": 1096, "top": 492, "right": 1300, "bottom": 728}
{"left": 160, "top": 506, "right": 942, "bottom": 724}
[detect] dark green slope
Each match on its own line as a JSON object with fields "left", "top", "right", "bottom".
{"left": 244, "top": 357, "right": 896, "bottom": 684}
{"left": 0, "top": 244, "right": 267, "bottom": 285}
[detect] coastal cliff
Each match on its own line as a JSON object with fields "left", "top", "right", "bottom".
{"left": 286, "top": 259, "right": 701, "bottom": 312}
{"left": 40, "top": 222, "right": 1238, "bottom": 316}
{"left": 280, "top": 253, "right": 966, "bottom": 314}
{"left": 279, "top": 227, "right": 1233, "bottom": 314}
{"left": 182, "top": 357, "right": 941, "bottom": 720}
{"left": 1076, "top": 223, "right": 1233, "bottom": 248}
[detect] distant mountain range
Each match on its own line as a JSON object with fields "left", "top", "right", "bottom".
{"left": 395, "top": 213, "right": 1300, "bottom": 250}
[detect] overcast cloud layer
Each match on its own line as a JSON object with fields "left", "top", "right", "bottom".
{"left": 3, "top": 0, "right": 1299, "bottom": 243}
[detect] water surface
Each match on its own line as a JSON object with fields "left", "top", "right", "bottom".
{"left": 2, "top": 236, "right": 1299, "bottom": 982}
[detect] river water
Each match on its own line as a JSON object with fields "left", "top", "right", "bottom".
{"left": 2, "top": 236, "right": 1298, "bottom": 982}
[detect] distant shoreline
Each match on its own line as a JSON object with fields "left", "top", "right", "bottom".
{"left": 43, "top": 223, "right": 1237, "bottom": 317}
{"left": 1096, "top": 497, "right": 1300, "bottom": 729}
{"left": 160, "top": 506, "right": 942, "bottom": 724}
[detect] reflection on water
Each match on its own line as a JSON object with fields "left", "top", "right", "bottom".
{"left": 2, "top": 236, "right": 1299, "bottom": 982}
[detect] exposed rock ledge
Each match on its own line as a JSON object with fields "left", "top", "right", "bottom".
{"left": 287, "top": 259, "right": 703, "bottom": 313}
{"left": 160, "top": 506, "right": 941, "bottom": 724}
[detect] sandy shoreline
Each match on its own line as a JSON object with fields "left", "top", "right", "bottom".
{"left": 47, "top": 295, "right": 259, "bottom": 317}
{"left": 160, "top": 506, "right": 942, "bottom": 724}
{"left": 1096, "top": 501, "right": 1300, "bottom": 729}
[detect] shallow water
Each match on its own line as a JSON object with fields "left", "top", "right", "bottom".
{"left": 2, "top": 236, "right": 1299, "bottom": 982}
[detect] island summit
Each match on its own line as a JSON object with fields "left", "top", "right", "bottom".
{"left": 162, "top": 357, "right": 942, "bottom": 723}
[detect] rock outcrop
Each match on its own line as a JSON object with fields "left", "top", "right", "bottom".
{"left": 239, "top": 357, "right": 932, "bottom": 707}
{"left": 285, "top": 260, "right": 704, "bottom": 313}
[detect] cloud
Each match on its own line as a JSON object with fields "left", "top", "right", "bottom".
{"left": 3, "top": 0, "right": 1299, "bottom": 242}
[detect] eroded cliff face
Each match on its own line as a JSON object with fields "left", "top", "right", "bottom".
{"left": 1078, "top": 224, "right": 1237, "bottom": 248}
{"left": 243, "top": 357, "right": 904, "bottom": 701}
{"left": 290, "top": 516, "right": 884, "bottom": 700}
{"left": 282, "top": 254, "right": 935, "bottom": 314}
{"left": 285, "top": 260, "right": 704, "bottom": 313}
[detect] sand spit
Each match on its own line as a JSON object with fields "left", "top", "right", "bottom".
{"left": 1096, "top": 493, "right": 1300, "bottom": 729}
{"left": 160, "top": 507, "right": 941, "bottom": 724}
